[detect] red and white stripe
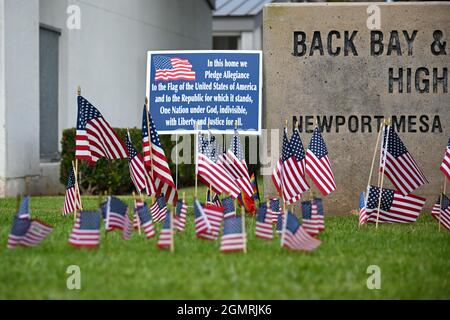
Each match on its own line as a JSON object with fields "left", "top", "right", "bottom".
{"left": 157, "top": 228, "right": 173, "bottom": 249}
{"left": 255, "top": 219, "right": 273, "bottom": 240}
{"left": 306, "top": 150, "right": 336, "bottom": 197}
{"left": 198, "top": 153, "right": 240, "bottom": 198}
{"left": 281, "top": 157, "right": 309, "bottom": 204}
{"left": 133, "top": 200, "right": 145, "bottom": 230}
{"left": 312, "top": 201, "right": 325, "bottom": 232}
{"left": 75, "top": 118, "right": 127, "bottom": 163}
{"left": 197, "top": 204, "right": 224, "bottom": 241}
{"left": 129, "top": 153, "right": 155, "bottom": 196}
{"left": 68, "top": 214, "right": 100, "bottom": 248}
{"left": 218, "top": 151, "right": 253, "bottom": 198}
{"left": 359, "top": 205, "right": 368, "bottom": 226}
{"left": 366, "top": 192, "right": 425, "bottom": 224}
{"left": 63, "top": 187, "right": 81, "bottom": 216}
{"left": 155, "top": 58, "right": 196, "bottom": 81}
{"left": 283, "top": 226, "right": 321, "bottom": 252}
{"left": 175, "top": 201, "right": 187, "bottom": 232}
{"left": 220, "top": 234, "right": 246, "bottom": 252}
{"left": 440, "top": 146, "right": 450, "bottom": 181}
{"left": 8, "top": 220, "right": 53, "bottom": 249}
{"left": 150, "top": 201, "right": 167, "bottom": 222}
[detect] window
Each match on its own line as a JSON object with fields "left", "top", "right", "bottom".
{"left": 39, "top": 25, "right": 60, "bottom": 162}
{"left": 213, "top": 36, "right": 239, "bottom": 50}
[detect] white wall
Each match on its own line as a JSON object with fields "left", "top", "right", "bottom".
{"left": 0, "top": 0, "right": 212, "bottom": 197}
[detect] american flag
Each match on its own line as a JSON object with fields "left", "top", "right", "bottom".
{"left": 359, "top": 191, "right": 368, "bottom": 226}
{"left": 194, "top": 199, "right": 211, "bottom": 236}
{"left": 75, "top": 96, "right": 127, "bottom": 164}
{"left": 150, "top": 195, "right": 168, "bottom": 222}
{"left": 135, "top": 203, "right": 156, "bottom": 239}
{"left": 125, "top": 132, "right": 155, "bottom": 196}
{"left": 431, "top": 194, "right": 450, "bottom": 230}
{"left": 7, "top": 218, "right": 53, "bottom": 249}
{"left": 380, "top": 125, "right": 428, "bottom": 196}
{"left": 440, "top": 138, "right": 450, "bottom": 181}
{"left": 220, "top": 216, "right": 246, "bottom": 253}
{"left": 153, "top": 56, "right": 196, "bottom": 81}
{"left": 197, "top": 132, "right": 240, "bottom": 198}
{"left": 142, "top": 106, "right": 177, "bottom": 205}
{"left": 133, "top": 199, "right": 145, "bottom": 230}
{"left": 272, "top": 128, "right": 309, "bottom": 204}
{"left": 283, "top": 212, "right": 321, "bottom": 252}
{"left": 197, "top": 203, "right": 224, "bottom": 241}
{"left": 174, "top": 199, "right": 187, "bottom": 232}
{"left": 267, "top": 198, "right": 281, "bottom": 224}
{"left": 217, "top": 129, "right": 253, "bottom": 198}
{"left": 157, "top": 212, "right": 173, "bottom": 250}
{"left": 301, "top": 201, "right": 319, "bottom": 237}
{"left": 63, "top": 167, "right": 82, "bottom": 216}
{"left": 105, "top": 196, "right": 131, "bottom": 239}
{"left": 312, "top": 198, "right": 325, "bottom": 232}
{"left": 16, "top": 196, "right": 30, "bottom": 219}
{"left": 306, "top": 128, "right": 336, "bottom": 197}
{"left": 222, "top": 197, "right": 236, "bottom": 219}
{"left": 276, "top": 214, "right": 284, "bottom": 235}
{"left": 68, "top": 211, "right": 101, "bottom": 248}
{"left": 255, "top": 203, "right": 273, "bottom": 240}
{"left": 365, "top": 185, "right": 425, "bottom": 224}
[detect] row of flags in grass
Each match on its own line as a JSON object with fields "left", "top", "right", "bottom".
{"left": 272, "top": 126, "right": 336, "bottom": 205}
{"left": 430, "top": 138, "right": 450, "bottom": 230}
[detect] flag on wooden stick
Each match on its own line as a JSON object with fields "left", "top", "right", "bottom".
{"left": 440, "top": 138, "right": 450, "bottom": 181}
{"left": 63, "top": 167, "right": 82, "bottom": 216}
{"left": 282, "top": 212, "right": 321, "bottom": 252}
{"left": 68, "top": 211, "right": 101, "bottom": 248}
{"left": 135, "top": 203, "right": 156, "bottom": 239}
{"left": 255, "top": 203, "right": 273, "bottom": 240}
{"left": 359, "top": 191, "right": 368, "bottom": 226}
{"left": 157, "top": 212, "right": 173, "bottom": 250}
{"left": 194, "top": 198, "right": 211, "bottom": 237}
{"left": 301, "top": 201, "right": 320, "bottom": 237}
{"left": 220, "top": 216, "right": 246, "bottom": 253}
{"left": 7, "top": 218, "right": 53, "bottom": 249}
{"left": 150, "top": 195, "right": 168, "bottom": 222}
{"left": 174, "top": 199, "right": 187, "bottom": 232}
{"left": 431, "top": 194, "right": 450, "bottom": 231}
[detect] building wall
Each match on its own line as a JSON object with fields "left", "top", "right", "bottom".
{"left": 0, "top": 0, "right": 213, "bottom": 197}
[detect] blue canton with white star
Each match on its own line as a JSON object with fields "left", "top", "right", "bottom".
{"left": 290, "top": 128, "right": 306, "bottom": 161}
{"left": 383, "top": 126, "right": 408, "bottom": 158}
{"left": 367, "top": 186, "right": 394, "bottom": 211}
{"left": 301, "top": 201, "right": 312, "bottom": 220}
{"left": 308, "top": 128, "right": 328, "bottom": 158}
{"left": 77, "top": 96, "right": 102, "bottom": 130}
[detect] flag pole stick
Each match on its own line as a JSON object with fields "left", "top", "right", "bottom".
{"left": 194, "top": 122, "right": 199, "bottom": 198}
{"left": 75, "top": 86, "right": 82, "bottom": 220}
{"left": 145, "top": 98, "right": 155, "bottom": 205}
{"left": 132, "top": 191, "right": 142, "bottom": 235}
{"left": 361, "top": 122, "right": 384, "bottom": 228}
{"left": 281, "top": 120, "right": 288, "bottom": 248}
{"left": 170, "top": 209, "right": 174, "bottom": 253}
{"left": 439, "top": 177, "right": 447, "bottom": 231}
{"left": 375, "top": 119, "right": 390, "bottom": 229}
{"left": 72, "top": 160, "right": 82, "bottom": 221}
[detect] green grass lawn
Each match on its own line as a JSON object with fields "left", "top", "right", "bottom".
{"left": 0, "top": 184, "right": 448, "bottom": 299}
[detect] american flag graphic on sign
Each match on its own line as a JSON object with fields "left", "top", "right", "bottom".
{"left": 136, "top": 203, "right": 156, "bottom": 239}
{"left": 150, "top": 195, "right": 168, "bottom": 222}
{"left": 174, "top": 199, "right": 187, "bottom": 232}
{"left": 7, "top": 218, "right": 53, "bottom": 249}
{"left": 153, "top": 56, "right": 196, "bottom": 81}
{"left": 359, "top": 191, "right": 368, "bottom": 226}
{"left": 142, "top": 106, "right": 177, "bottom": 205}
{"left": 440, "top": 138, "right": 450, "bottom": 181}
{"left": 157, "top": 212, "right": 173, "bottom": 250}
{"left": 365, "top": 185, "right": 425, "bottom": 224}
{"left": 380, "top": 125, "right": 428, "bottom": 196}
{"left": 125, "top": 132, "right": 155, "bottom": 196}
{"left": 75, "top": 96, "right": 127, "bottom": 164}
{"left": 301, "top": 201, "right": 319, "bottom": 237}
{"left": 283, "top": 212, "right": 321, "bottom": 252}
{"left": 255, "top": 203, "right": 273, "bottom": 240}
{"left": 63, "top": 167, "right": 82, "bottom": 216}
{"left": 306, "top": 127, "right": 336, "bottom": 197}
{"left": 220, "top": 216, "right": 246, "bottom": 253}
{"left": 68, "top": 211, "right": 101, "bottom": 248}
{"left": 194, "top": 199, "right": 211, "bottom": 236}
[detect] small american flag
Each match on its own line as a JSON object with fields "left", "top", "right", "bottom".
{"left": 7, "top": 218, "right": 53, "bottom": 249}
{"left": 154, "top": 56, "right": 196, "bottom": 81}
{"left": 142, "top": 106, "right": 178, "bottom": 205}
{"left": 306, "top": 127, "right": 336, "bottom": 197}
{"left": 220, "top": 216, "right": 246, "bottom": 253}
{"left": 125, "top": 132, "right": 155, "bottom": 196}
{"left": 273, "top": 128, "right": 309, "bottom": 204}
{"left": 150, "top": 195, "right": 168, "bottom": 222}
{"left": 301, "top": 201, "right": 319, "bottom": 237}
{"left": 194, "top": 199, "right": 211, "bottom": 236}
{"left": 68, "top": 211, "right": 101, "bottom": 248}
{"left": 197, "top": 203, "right": 224, "bottom": 241}
{"left": 267, "top": 198, "right": 281, "bottom": 224}
{"left": 197, "top": 132, "right": 240, "bottom": 198}
{"left": 105, "top": 196, "right": 131, "bottom": 239}
{"left": 440, "top": 138, "right": 450, "bottom": 181}
{"left": 312, "top": 198, "right": 325, "bottom": 232}
{"left": 365, "top": 185, "right": 425, "bottom": 224}
{"left": 174, "top": 199, "right": 187, "bottom": 232}
{"left": 217, "top": 129, "right": 253, "bottom": 198}
{"left": 283, "top": 212, "right": 321, "bottom": 252}
{"left": 157, "top": 212, "right": 173, "bottom": 250}
{"left": 136, "top": 203, "right": 156, "bottom": 239}
{"left": 276, "top": 214, "right": 284, "bottom": 235}
{"left": 222, "top": 197, "right": 236, "bottom": 219}
{"left": 255, "top": 203, "right": 273, "bottom": 240}
{"left": 75, "top": 96, "right": 127, "bottom": 164}
{"left": 380, "top": 125, "right": 428, "bottom": 196}
{"left": 16, "top": 196, "right": 30, "bottom": 219}
{"left": 133, "top": 199, "right": 145, "bottom": 230}
{"left": 431, "top": 194, "right": 450, "bottom": 231}
{"left": 359, "top": 191, "right": 368, "bottom": 226}
{"left": 63, "top": 167, "right": 82, "bottom": 216}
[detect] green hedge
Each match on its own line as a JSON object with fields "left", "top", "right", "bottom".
{"left": 60, "top": 129, "right": 260, "bottom": 195}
